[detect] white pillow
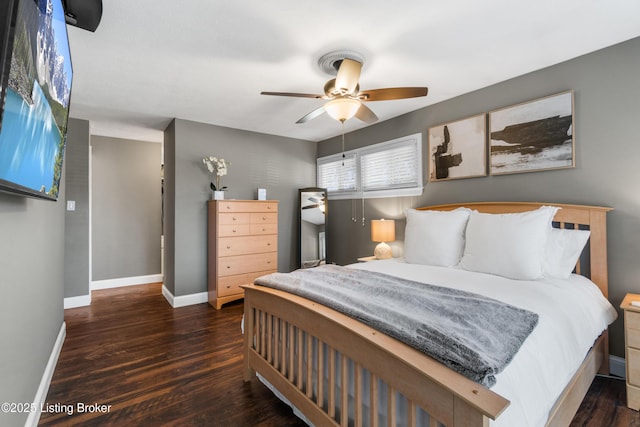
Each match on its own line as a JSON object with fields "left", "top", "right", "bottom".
{"left": 543, "top": 228, "right": 590, "bottom": 279}
{"left": 459, "top": 206, "right": 559, "bottom": 280}
{"left": 404, "top": 208, "right": 471, "bottom": 267}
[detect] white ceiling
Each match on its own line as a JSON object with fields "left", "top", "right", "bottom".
{"left": 66, "top": 0, "right": 640, "bottom": 143}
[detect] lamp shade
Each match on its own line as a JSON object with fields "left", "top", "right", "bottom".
{"left": 324, "top": 98, "right": 361, "bottom": 122}
{"left": 371, "top": 219, "right": 395, "bottom": 243}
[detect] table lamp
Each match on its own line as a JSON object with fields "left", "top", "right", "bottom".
{"left": 371, "top": 219, "right": 395, "bottom": 259}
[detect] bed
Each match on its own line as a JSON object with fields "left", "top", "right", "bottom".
{"left": 242, "top": 202, "right": 616, "bottom": 427}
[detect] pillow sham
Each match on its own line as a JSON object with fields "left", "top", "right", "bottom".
{"left": 543, "top": 228, "right": 590, "bottom": 279}
{"left": 404, "top": 208, "right": 471, "bottom": 267}
{"left": 459, "top": 206, "right": 559, "bottom": 280}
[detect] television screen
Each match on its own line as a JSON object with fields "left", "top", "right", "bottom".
{"left": 0, "top": 0, "right": 72, "bottom": 201}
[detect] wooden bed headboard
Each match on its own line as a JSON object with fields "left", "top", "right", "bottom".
{"left": 417, "top": 202, "right": 613, "bottom": 298}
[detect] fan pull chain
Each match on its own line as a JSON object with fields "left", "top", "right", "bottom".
{"left": 341, "top": 120, "right": 357, "bottom": 222}
{"left": 361, "top": 195, "right": 365, "bottom": 226}
{"left": 351, "top": 198, "right": 357, "bottom": 223}
{"left": 341, "top": 120, "right": 346, "bottom": 166}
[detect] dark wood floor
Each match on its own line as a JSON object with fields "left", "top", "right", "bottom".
{"left": 40, "top": 283, "right": 306, "bottom": 426}
{"left": 40, "top": 283, "right": 639, "bottom": 426}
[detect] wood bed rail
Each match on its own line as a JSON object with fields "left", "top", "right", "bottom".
{"left": 243, "top": 284, "right": 509, "bottom": 427}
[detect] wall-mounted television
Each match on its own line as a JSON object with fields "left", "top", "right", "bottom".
{"left": 0, "top": 0, "right": 73, "bottom": 201}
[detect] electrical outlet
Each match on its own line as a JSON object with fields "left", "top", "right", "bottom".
{"left": 66, "top": 200, "right": 76, "bottom": 211}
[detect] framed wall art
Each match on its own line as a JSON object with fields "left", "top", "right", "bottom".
{"left": 428, "top": 113, "right": 486, "bottom": 182}
{"left": 489, "top": 91, "right": 574, "bottom": 175}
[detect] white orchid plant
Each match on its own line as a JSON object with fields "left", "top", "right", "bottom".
{"left": 202, "top": 156, "right": 229, "bottom": 192}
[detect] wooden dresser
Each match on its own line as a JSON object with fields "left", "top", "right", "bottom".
{"left": 207, "top": 200, "right": 278, "bottom": 309}
{"left": 622, "top": 293, "right": 640, "bottom": 410}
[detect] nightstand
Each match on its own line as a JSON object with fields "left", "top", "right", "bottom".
{"left": 357, "top": 256, "right": 378, "bottom": 262}
{"left": 621, "top": 293, "right": 640, "bottom": 410}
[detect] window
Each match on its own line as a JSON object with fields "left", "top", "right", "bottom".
{"left": 317, "top": 152, "right": 357, "bottom": 195}
{"left": 317, "top": 133, "right": 423, "bottom": 199}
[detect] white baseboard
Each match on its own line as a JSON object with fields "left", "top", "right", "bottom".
{"left": 162, "top": 284, "right": 208, "bottom": 308}
{"left": 64, "top": 294, "right": 91, "bottom": 309}
{"left": 609, "top": 354, "right": 626, "bottom": 378}
{"left": 91, "top": 274, "right": 163, "bottom": 291}
{"left": 25, "top": 322, "right": 66, "bottom": 427}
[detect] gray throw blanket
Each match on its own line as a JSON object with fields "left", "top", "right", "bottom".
{"left": 255, "top": 264, "right": 538, "bottom": 387}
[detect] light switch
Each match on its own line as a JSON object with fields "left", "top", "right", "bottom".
{"left": 66, "top": 200, "right": 76, "bottom": 211}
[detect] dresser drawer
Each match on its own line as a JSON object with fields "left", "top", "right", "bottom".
{"left": 628, "top": 347, "right": 640, "bottom": 387}
{"left": 218, "top": 212, "right": 250, "bottom": 225}
{"left": 250, "top": 223, "right": 277, "bottom": 235}
{"left": 250, "top": 212, "right": 278, "bottom": 224}
{"left": 628, "top": 325, "right": 640, "bottom": 350}
{"left": 628, "top": 383, "right": 640, "bottom": 411}
{"left": 218, "top": 252, "right": 277, "bottom": 277}
{"left": 628, "top": 311, "right": 640, "bottom": 331}
{"left": 217, "top": 270, "right": 275, "bottom": 297}
{"left": 218, "top": 201, "right": 278, "bottom": 213}
{"left": 219, "top": 235, "right": 277, "bottom": 257}
{"left": 218, "top": 224, "right": 251, "bottom": 237}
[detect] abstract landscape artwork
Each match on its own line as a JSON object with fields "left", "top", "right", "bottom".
{"left": 489, "top": 91, "right": 574, "bottom": 175}
{"left": 428, "top": 114, "right": 486, "bottom": 182}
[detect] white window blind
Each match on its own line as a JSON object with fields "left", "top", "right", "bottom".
{"left": 317, "top": 152, "right": 357, "bottom": 194}
{"left": 360, "top": 141, "right": 419, "bottom": 191}
{"left": 317, "top": 133, "right": 422, "bottom": 199}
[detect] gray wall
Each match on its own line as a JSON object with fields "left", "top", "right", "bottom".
{"left": 64, "top": 118, "right": 90, "bottom": 297}
{"left": 164, "top": 121, "right": 176, "bottom": 294}
{"left": 164, "top": 119, "right": 316, "bottom": 297}
{"left": 0, "top": 172, "right": 66, "bottom": 426}
{"left": 318, "top": 37, "right": 640, "bottom": 358}
{"left": 91, "top": 136, "right": 162, "bottom": 281}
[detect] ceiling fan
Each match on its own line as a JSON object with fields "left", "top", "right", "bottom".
{"left": 301, "top": 196, "right": 325, "bottom": 210}
{"left": 261, "top": 51, "right": 429, "bottom": 125}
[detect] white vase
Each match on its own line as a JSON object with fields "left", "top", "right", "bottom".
{"left": 213, "top": 191, "right": 225, "bottom": 200}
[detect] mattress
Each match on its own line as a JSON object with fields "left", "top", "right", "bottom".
{"left": 253, "top": 258, "right": 617, "bottom": 427}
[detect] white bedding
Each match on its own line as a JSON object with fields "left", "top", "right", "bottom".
{"left": 348, "top": 258, "right": 618, "bottom": 427}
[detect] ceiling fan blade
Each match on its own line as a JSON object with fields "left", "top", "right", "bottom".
{"left": 335, "top": 58, "right": 362, "bottom": 95}
{"left": 296, "top": 106, "right": 326, "bottom": 124}
{"left": 261, "top": 91, "right": 324, "bottom": 99}
{"left": 355, "top": 103, "right": 378, "bottom": 124}
{"left": 358, "top": 87, "right": 428, "bottom": 101}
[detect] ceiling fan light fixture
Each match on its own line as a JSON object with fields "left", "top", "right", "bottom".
{"left": 324, "top": 98, "right": 361, "bottom": 122}
{"left": 262, "top": 49, "right": 427, "bottom": 126}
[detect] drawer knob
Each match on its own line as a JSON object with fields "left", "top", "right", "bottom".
{"left": 262, "top": 228, "right": 266, "bottom": 231}
{"left": 232, "top": 229, "right": 237, "bottom": 233}
{"left": 267, "top": 243, "right": 271, "bottom": 246}
{"left": 226, "top": 265, "right": 231, "bottom": 269}
{"left": 226, "top": 245, "right": 231, "bottom": 249}
{"left": 262, "top": 216, "right": 267, "bottom": 220}
{"left": 226, "top": 205, "right": 231, "bottom": 210}
{"left": 233, "top": 217, "right": 237, "bottom": 221}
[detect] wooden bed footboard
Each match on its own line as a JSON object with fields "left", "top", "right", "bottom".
{"left": 242, "top": 203, "right": 612, "bottom": 427}
{"left": 242, "top": 284, "right": 510, "bottom": 427}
